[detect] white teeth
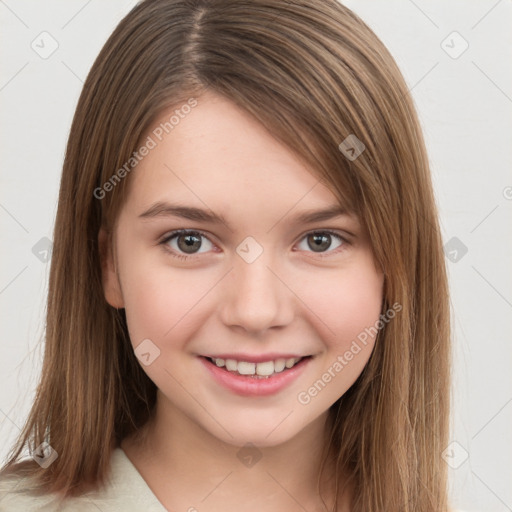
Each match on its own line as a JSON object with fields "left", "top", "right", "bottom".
{"left": 210, "top": 356, "right": 303, "bottom": 376}
{"left": 237, "top": 361, "right": 256, "bottom": 375}
{"left": 225, "top": 359, "right": 237, "bottom": 371}
{"left": 256, "top": 361, "right": 274, "bottom": 376}
{"left": 274, "top": 358, "right": 286, "bottom": 373}
{"left": 285, "top": 358, "right": 296, "bottom": 369}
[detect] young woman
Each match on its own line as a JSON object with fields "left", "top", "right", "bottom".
{"left": 0, "top": 1, "right": 454, "bottom": 510}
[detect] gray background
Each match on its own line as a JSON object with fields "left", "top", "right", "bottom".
{"left": 1, "top": 1, "right": 511, "bottom": 510}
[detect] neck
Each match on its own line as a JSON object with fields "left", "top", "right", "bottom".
{"left": 121, "top": 393, "right": 351, "bottom": 512}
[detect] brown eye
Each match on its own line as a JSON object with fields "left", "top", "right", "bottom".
{"left": 297, "top": 231, "right": 346, "bottom": 254}
{"left": 177, "top": 233, "right": 202, "bottom": 253}
{"left": 161, "top": 230, "right": 214, "bottom": 258}
{"left": 307, "top": 233, "right": 331, "bottom": 252}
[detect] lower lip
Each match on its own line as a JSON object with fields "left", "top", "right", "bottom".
{"left": 199, "top": 356, "right": 312, "bottom": 397}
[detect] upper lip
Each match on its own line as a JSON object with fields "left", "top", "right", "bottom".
{"left": 202, "top": 353, "right": 311, "bottom": 363}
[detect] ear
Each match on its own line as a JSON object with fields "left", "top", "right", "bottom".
{"left": 98, "top": 226, "right": 125, "bottom": 308}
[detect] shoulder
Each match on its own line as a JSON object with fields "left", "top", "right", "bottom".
{"left": 0, "top": 471, "right": 63, "bottom": 511}
{"left": 0, "top": 448, "right": 166, "bottom": 512}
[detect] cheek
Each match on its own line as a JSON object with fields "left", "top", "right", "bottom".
{"left": 298, "top": 263, "right": 383, "bottom": 345}
{"left": 293, "top": 267, "right": 383, "bottom": 408}
{"left": 119, "top": 264, "right": 224, "bottom": 355}
{"left": 116, "top": 245, "right": 207, "bottom": 347}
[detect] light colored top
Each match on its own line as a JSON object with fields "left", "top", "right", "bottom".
{"left": 0, "top": 447, "right": 167, "bottom": 511}
{"left": 0, "top": 448, "right": 471, "bottom": 511}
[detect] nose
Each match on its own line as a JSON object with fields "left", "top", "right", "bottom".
{"left": 217, "top": 250, "right": 295, "bottom": 335}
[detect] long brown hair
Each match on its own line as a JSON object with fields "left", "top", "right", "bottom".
{"left": 1, "top": 1, "right": 451, "bottom": 510}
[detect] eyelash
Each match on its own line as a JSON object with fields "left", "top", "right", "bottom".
{"left": 158, "top": 229, "right": 351, "bottom": 261}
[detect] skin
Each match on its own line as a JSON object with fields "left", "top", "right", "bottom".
{"left": 99, "top": 91, "right": 384, "bottom": 511}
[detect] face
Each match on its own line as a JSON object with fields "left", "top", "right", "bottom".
{"left": 100, "top": 91, "right": 384, "bottom": 448}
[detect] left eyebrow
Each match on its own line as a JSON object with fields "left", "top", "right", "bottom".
{"left": 138, "top": 201, "right": 354, "bottom": 229}
{"left": 290, "top": 206, "right": 352, "bottom": 224}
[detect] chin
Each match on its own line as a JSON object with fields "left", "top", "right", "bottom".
{"left": 203, "top": 413, "right": 311, "bottom": 449}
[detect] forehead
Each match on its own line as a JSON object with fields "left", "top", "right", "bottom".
{"left": 122, "top": 92, "right": 348, "bottom": 223}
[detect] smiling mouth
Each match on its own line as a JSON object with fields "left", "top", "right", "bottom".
{"left": 203, "top": 356, "right": 312, "bottom": 378}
